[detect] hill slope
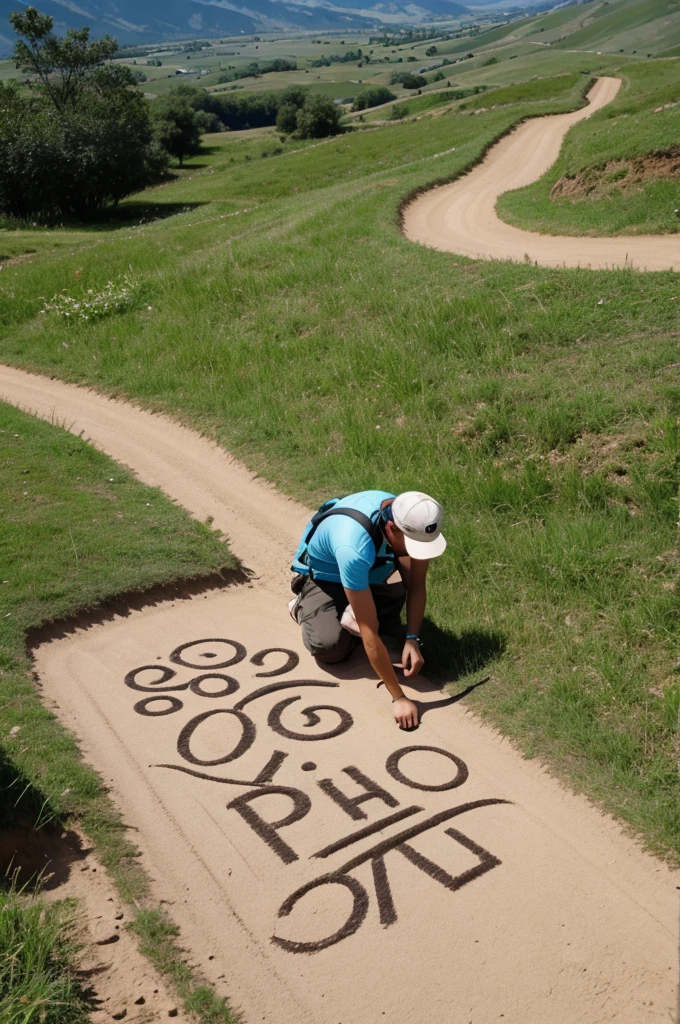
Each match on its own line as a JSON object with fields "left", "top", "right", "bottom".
{"left": 0, "top": 0, "right": 471, "bottom": 54}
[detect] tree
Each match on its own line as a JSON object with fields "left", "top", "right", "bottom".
{"left": 294, "top": 94, "right": 342, "bottom": 139}
{"left": 275, "top": 86, "right": 308, "bottom": 134}
{"left": 425, "top": 45, "right": 438, "bottom": 57}
{"left": 1, "top": 8, "right": 167, "bottom": 220}
{"left": 10, "top": 7, "right": 117, "bottom": 111}
{"left": 351, "top": 86, "right": 396, "bottom": 111}
{"left": 153, "top": 93, "right": 201, "bottom": 166}
{"left": 276, "top": 103, "right": 299, "bottom": 135}
{"left": 390, "top": 71, "right": 427, "bottom": 89}
{"left": 193, "top": 109, "right": 221, "bottom": 134}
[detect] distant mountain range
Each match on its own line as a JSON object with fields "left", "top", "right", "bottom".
{"left": 0, "top": 0, "right": 480, "bottom": 54}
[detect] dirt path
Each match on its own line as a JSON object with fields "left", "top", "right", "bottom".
{"left": 403, "top": 76, "right": 680, "bottom": 271}
{"left": 2, "top": 364, "right": 678, "bottom": 1024}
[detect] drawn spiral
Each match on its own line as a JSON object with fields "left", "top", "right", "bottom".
{"left": 125, "top": 665, "right": 187, "bottom": 693}
{"left": 169, "top": 638, "right": 247, "bottom": 670}
{"left": 267, "top": 696, "right": 353, "bottom": 742}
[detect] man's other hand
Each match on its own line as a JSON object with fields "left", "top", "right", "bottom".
{"left": 401, "top": 638, "right": 424, "bottom": 678}
{"left": 393, "top": 696, "right": 419, "bottom": 729}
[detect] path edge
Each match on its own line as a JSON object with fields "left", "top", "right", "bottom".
{"left": 396, "top": 75, "right": 597, "bottom": 235}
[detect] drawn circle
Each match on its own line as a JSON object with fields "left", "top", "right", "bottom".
{"left": 189, "top": 674, "right": 239, "bottom": 699}
{"left": 301, "top": 762, "right": 316, "bottom": 772}
{"left": 177, "top": 708, "right": 255, "bottom": 766}
{"left": 169, "top": 638, "right": 247, "bottom": 670}
{"left": 385, "top": 745, "right": 469, "bottom": 792}
{"left": 250, "top": 648, "right": 300, "bottom": 678}
{"left": 273, "top": 873, "right": 369, "bottom": 954}
{"left": 267, "top": 698, "right": 353, "bottom": 742}
{"left": 125, "top": 665, "right": 186, "bottom": 693}
{"left": 134, "top": 696, "right": 183, "bottom": 716}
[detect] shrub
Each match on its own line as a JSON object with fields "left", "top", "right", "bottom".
{"left": 295, "top": 94, "right": 343, "bottom": 139}
{"left": 351, "top": 86, "right": 396, "bottom": 111}
{"left": 40, "top": 275, "right": 139, "bottom": 321}
{"left": 276, "top": 102, "right": 299, "bottom": 135}
{"left": 193, "top": 109, "right": 221, "bottom": 134}
{"left": 390, "top": 72, "right": 427, "bottom": 89}
{"left": 389, "top": 103, "right": 409, "bottom": 120}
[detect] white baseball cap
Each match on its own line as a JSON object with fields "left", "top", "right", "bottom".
{"left": 391, "top": 491, "right": 446, "bottom": 559}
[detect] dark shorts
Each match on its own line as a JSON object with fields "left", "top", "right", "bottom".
{"left": 291, "top": 575, "right": 405, "bottom": 664}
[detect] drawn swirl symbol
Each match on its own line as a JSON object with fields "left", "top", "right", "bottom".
{"left": 125, "top": 665, "right": 188, "bottom": 693}
{"left": 134, "top": 696, "right": 183, "bottom": 717}
{"left": 267, "top": 696, "right": 353, "bottom": 742}
{"left": 177, "top": 708, "right": 255, "bottom": 766}
{"left": 272, "top": 873, "right": 369, "bottom": 954}
{"left": 250, "top": 648, "right": 300, "bottom": 677}
{"left": 189, "top": 674, "right": 239, "bottom": 699}
{"left": 170, "top": 638, "right": 247, "bottom": 670}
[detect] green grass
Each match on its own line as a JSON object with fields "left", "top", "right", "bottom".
{"left": 1, "top": 62, "right": 679, "bottom": 863}
{"left": 0, "top": 402, "right": 239, "bottom": 1022}
{"left": 355, "top": 73, "right": 586, "bottom": 124}
{"left": 461, "top": 72, "right": 585, "bottom": 109}
{"left": 498, "top": 60, "right": 680, "bottom": 235}
{"left": 551, "top": 0, "right": 680, "bottom": 56}
{"left": 0, "top": 886, "right": 88, "bottom": 1024}
{"left": 355, "top": 88, "right": 479, "bottom": 123}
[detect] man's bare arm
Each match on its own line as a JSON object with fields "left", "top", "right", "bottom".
{"left": 345, "top": 587, "right": 418, "bottom": 729}
{"left": 398, "top": 557, "right": 428, "bottom": 677}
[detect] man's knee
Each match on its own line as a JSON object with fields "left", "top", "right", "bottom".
{"left": 303, "top": 627, "right": 355, "bottom": 664}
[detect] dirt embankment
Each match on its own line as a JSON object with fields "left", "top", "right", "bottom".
{"left": 551, "top": 148, "right": 680, "bottom": 201}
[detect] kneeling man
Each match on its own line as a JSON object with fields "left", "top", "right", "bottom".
{"left": 289, "top": 490, "right": 446, "bottom": 729}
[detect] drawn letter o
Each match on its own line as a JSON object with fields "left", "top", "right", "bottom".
{"left": 177, "top": 708, "right": 255, "bottom": 766}
{"left": 385, "top": 745, "right": 469, "bottom": 792}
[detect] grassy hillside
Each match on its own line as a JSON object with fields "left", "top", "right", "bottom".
{"left": 551, "top": 0, "right": 680, "bottom": 56}
{"left": 1, "top": 62, "right": 679, "bottom": 861}
{"left": 497, "top": 60, "right": 680, "bottom": 235}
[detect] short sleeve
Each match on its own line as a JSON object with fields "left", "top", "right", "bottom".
{"left": 335, "top": 544, "right": 372, "bottom": 591}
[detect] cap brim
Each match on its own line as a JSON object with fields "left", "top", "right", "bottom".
{"left": 404, "top": 533, "right": 447, "bottom": 560}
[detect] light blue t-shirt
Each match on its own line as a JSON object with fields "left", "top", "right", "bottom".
{"left": 292, "top": 490, "right": 396, "bottom": 591}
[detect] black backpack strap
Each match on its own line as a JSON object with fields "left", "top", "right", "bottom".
{"left": 307, "top": 507, "right": 383, "bottom": 554}
{"left": 296, "top": 501, "right": 390, "bottom": 577}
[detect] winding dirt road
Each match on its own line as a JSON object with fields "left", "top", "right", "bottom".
{"left": 2, "top": 363, "right": 678, "bottom": 1024}
{"left": 404, "top": 77, "right": 680, "bottom": 271}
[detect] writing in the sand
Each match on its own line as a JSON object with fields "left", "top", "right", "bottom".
{"left": 124, "top": 637, "right": 510, "bottom": 954}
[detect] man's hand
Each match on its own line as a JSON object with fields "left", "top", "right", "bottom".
{"left": 393, "top": 696, "right": 419, "bottom": 729}
{"left": 401, "top": 638, "right": 424, "bottom": 678}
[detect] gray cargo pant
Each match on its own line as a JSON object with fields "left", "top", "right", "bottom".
{"left": 291, "top": 574, "right": 406, "bottom": 664}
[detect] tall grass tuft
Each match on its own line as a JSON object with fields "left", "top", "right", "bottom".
{"left": 0, "top": 884, "right": 88, "bottom": 1024}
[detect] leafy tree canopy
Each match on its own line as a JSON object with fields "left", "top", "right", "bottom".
{"left": 10, "top": 7, "right": 119, "bottom": 110}
{"left": 351, "top": 86, "right": 396, "bottom": 112}
{"left": 294, "top": 93, "right": 343, "bottom": 139}
{"left": 1, "top": 8, "right": 167, "bottom": 221}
